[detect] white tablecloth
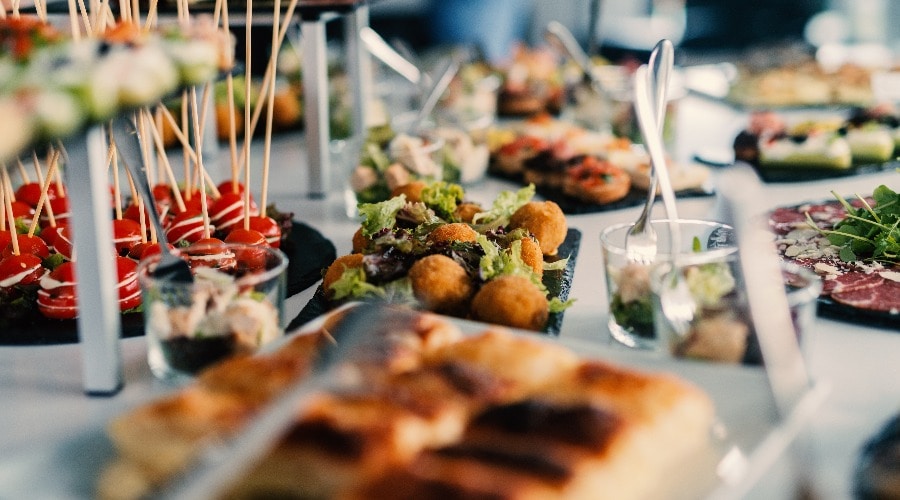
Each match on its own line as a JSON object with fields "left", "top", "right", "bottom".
{"left": 1, "top": 94, "right": 898, "bottom": 499}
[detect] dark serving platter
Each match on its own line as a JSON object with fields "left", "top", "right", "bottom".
{"left": 0, "top": 221, "right": 335, "bottom": 346}
{"left": 750, "top": 160, "right": 900, "bottom": 183}
{"left": 537, "top": 184, "right": 715, "bottom": 215}
{"left": 768, "top": 201, "right": 900, "bottom": 331}
{"left": 288, "top": 229, "right": 582, "bottom": 335}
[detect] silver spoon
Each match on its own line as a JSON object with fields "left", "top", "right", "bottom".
{"left": 359, "top": 27, "right": 430, "bottom": 89}
{"left": 405, "top": 57, "right": 460, "bottom": 134}
{"left": 624, "top": 39, "right": 674, "bottom": 265}
{"left": 110, "top": 117, "right": 193, "bottom": 284}
{"left": 633, "top": 64, "right": 695, "bottom": 337}
{"left": 544, "top": 20, "right": 602, "bottom": 93}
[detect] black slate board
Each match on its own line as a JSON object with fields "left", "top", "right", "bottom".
{"left": 854, "top": 411, "right": 900, "bottom": 499}
{"left": 288, "top": 229, "right": 582, "bottom": 335}
{"left": 536, "top": 184, "right": 715, "bottom": 215}
{"left": 0, "top": 221, "right": 335, "bottom": 346}
{"left": 751, "top": 159, "right": 900, "bottom": 183}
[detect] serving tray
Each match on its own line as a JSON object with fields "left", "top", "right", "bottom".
{"left": 287, "top": 228, "right": 581, "bottom": 335}
{"left": 0, "top": 221, "right": 335, "bottom": 346}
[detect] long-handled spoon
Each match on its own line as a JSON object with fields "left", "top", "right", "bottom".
{"left": 111, "top": 117, "right": 193, "bottom": 284}
{"left": 404, "top": 57, "right": 460, "bottom": 134}
{"left": 633, "top": 64, "right": 695, "bottom": 337}
{"left": 544, "top": 20, "right": 603, "bottom": 93}
{"left": 624, "top": 39, "right": 674, "bottom": 265}
{"left": 359, "top": 27, "right": 430, "bottom": 88}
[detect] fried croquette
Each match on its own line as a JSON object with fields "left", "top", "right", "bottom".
{"left": 351, "top": 227, "right": 369, "bottom": 253}
{"left": 390, "top": 180, "right": 427, "bottom": 203}
{"left": 426, "top": 222, "right": 479, "bottom": 245}
{"left": 453, "top": 202, "right": 483, "bottom": 223}
{"left": 408, "top": 254, "right": 474, "bottom": 315}
{"left": 322, "top": 254, "right": 365, "bottom": 298}
{"left": 471, "top": 275, "right": 549, "bottom": 331}
{"left": 517, "top": 236, "right": 543, "bottom": 277}
{"left": 508, "top": 201, "right": 567, "bottom": 256}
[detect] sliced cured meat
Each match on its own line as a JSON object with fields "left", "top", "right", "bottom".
{"left": 768, "top": 206, "right": 809, "bottom": 234}
{"left": 832, "top": 279, "right": 900, "bottom": 314}
{"left": 830, "top": 272, "right": 885, "bottom": 294}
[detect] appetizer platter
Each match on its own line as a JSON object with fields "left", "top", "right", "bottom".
{"left": 768, "top": 184, "right": 900, "bottom": 329}
{"left": 733, "top": 107, "right": 900, "bottom": 183}
{"left": 722, "top": 59, "right": 875, "bottom": 110}
{"left": 488, "top": 114, "right": 713, "bottom": 214}
{"left": 292, "top": 182, "right": 579, "bottom": 334}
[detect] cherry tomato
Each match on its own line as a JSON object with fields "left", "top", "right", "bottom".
{"left": 225, "top": 228, "right": 269, "bottom": 271}
{"left": 36, "top": 262, "right": 77, "bottom": 319}
{"left": 112, "top": 218, "right": 143, "bottom": 254}
{"left": 0, "top": 253, "right": 45, "bottom": 288}
{"left": 187, "top": 238, "right": 236, "bottom": 270}
{"left": 216, "top": 180, "right": 245, "bottom": 196}
{"left": 165, "top": 210, "right": 206, "bottom": 245}
{"left": 2, "top": 234, "right": 50, "bottom": 259}
{"left": 0, "top": 230, "right": 11, "bottom": 250}
{"left": 247, "top": 215, "right": 282, "bottom": 248}
{"left": 116, "top": 257, "right": 142, "bottom": 311}
{"left": 52, "top": 225, "right": 74, "bottom": 260}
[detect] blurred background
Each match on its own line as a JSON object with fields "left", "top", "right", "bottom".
{"left": 366, "top": 0, "right": 900, "bottom": 65}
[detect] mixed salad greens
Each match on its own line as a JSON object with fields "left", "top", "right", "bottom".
{"left": 813, "top": 184, "right": 899, "bottom": 264}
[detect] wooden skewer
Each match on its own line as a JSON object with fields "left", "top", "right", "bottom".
{"left": 66, "top": 0, "right": 81, "bottom": 40}
{"left": 158, "top": 104, "right": 201, "bottom": 168}
{"left": 0, "top": 6, "right": 6, "bottom": 20}
{"left": 122, "top": 162, "right": 146, "bottom": 243}
{"left": 235, "top": 0, "right": 300, "bottom": 177}
{"left": 190, "top": 88, "right": 211, "bottom": 239}
{"left": 260, "top": 0, "right": 283, "bottom": 219}
{"left": 0, "top": 167, "right": 6, "bottom": 231}
{"left": 111, "top": 145, "right": 123, "bottom": 220}
{"left": 131, "top": 0, "right": 139, "bottom": 30}
{"left": 12, "top": 0, "right": 20, "bottom": 18}
{"left": 31, "top": 151, "right": 43, "bottom": 186}
{"left": 27, "top": 151, "right": 60, "bottom": 238}
{"left": 242, "top": 0, "right": 252, "bottom": 231}
{"left": 1, "top": 167, "right": 20, "bottom": 255}
{"left": 42, "top": 151, "right": 59, "bottom": 228}
{"left": 33, "top": 0, "right": 47, "bottom": 22}
{"left": 136, "top": 110, "right": 156, "bottom": 192}
{"left": 143, "top": 0, "right": 158, "bottom": 31}
{"left": 76, "top": 0, "right": 93, "bottom": 37}
{"left": 180, "top": 91, "right": 192, "bottom": 201}
{"left": 145, "top": 115, "right": 187, "bottom": 213}
{"left": 15, "top": 158, "right": 30, "bottom": 184}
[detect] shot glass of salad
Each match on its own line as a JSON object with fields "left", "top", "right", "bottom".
{"left": 137, "top": 242, "right": 288, "bottom": 382}
{"left": 600, "top": 219, "right": 735, "bottom": 350}
{"left": 649, "top": 254, "right": 821, "bottom": 364}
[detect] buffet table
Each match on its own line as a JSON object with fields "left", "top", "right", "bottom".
{"left": 0, "top": 93, "right": 898, "bottom": 499}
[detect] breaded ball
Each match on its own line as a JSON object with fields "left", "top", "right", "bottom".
{"left": 408, "top": 254, "right": 474, "bottom": 315}
{"left": 351, "top": 227, "right": 369, "bottom": 254}
{"left": 390, "top": 180, "right": 427, "bottom": 203}
{"left": 454, "top": 202, "right": 483, "bottom": 223}
{"left": 508, "top": 201, "right": 567, "bottom": 256}
{"left": 517, "top": 236, "right": 543, "bottom": 277}
{"left": 471, "top": 275, "right": 549, "bottom": 331}
{"left": 426, "top": 222, "right": 479, "bottom": 245}
{"left": 322, "top": 254, "right": 365, "bottom": 298}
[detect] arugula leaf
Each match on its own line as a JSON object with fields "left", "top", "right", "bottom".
{"left": 814, "top": 183, "right": 900, "bottom": 264}
{"left": 358, "top": 195, "right": 407, "bottom": 237}
{"left": 472, "top": 184, "right": 535, "bottom": 228}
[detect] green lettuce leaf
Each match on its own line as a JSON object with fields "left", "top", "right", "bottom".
{"left": 328, "top": 266, "right": 385, "bottom": 301}
{"left": 358, "top": 195, "right": 407, "bottom": 237}
{"left": 421, "top": 181, "right": 465, "bottom": 220}
{"left": 472, "top": 184, "right": 535, "bottom": 228}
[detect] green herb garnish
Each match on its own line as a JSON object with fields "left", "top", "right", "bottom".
{"left": 809, "top": 185, "right": 899, "bottom": 263}
{"left": 358, "top": 195, "right": 407, "bottom": 237}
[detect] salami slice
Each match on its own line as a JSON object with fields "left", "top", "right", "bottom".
{"left": 830, "top": 272, "right": 886, "bottom": 294}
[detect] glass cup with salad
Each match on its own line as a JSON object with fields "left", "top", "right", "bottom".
{"left": 600, "top": 219, "right": 735, "bottom": 349}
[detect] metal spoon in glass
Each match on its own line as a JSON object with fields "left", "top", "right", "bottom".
{"left": 632, "top": 64, "right": 696, "bottom": 336}
{"left": 359, "top": 27, "right": 429, "bottom": 89}
{"left": 544, "top": 21, "right": 603, "bottom": 93}
{"left": 624, "top": 39, "right": 674, "bottom": 265}
{"left": 110, "top": 117, "right": 193, "bottom": 284}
